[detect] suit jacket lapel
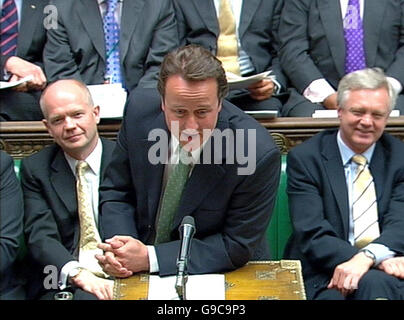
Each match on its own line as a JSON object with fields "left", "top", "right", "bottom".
{"left": 50, "top": 148, "right": 77, "bottom": 217}
{"left": 322, "top": 132, "right": 350, "bottom": 239}
{"left": 370, "top": 140, "right": 387, "bottom": 203}
{"left": 318, "top": 0, "right": 346, "bottom": 78}
{"left": 238, "top": 0, "right": 260, "bottom": 38}
{"left": 120, "top": 0, "right": 145, "bottom": 63}
{"left": 363, "top": 0, "right": 386, "bottom": 67}
{"left": 77, "top": 0, "right": 105, "bottom": 61}
{"left": 192, "top": 0, "right": 219, "bottom": 36}
{"left": 17, "top": 0, "right": 42, "bottom": 57}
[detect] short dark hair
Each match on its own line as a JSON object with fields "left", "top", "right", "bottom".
{"left": 157, "top": 44, "right": 229, "bottom": 101}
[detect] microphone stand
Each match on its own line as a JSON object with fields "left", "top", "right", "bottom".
{"left": 175, "top": 259, "right": 188, "bottom": 300}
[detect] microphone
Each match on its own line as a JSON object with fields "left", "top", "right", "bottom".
{"left": 175, "top": 216, "right": 195, "bottom": 300}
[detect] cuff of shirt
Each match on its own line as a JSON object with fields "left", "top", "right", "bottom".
{"left": 147, "top": 245, "right": 160, "bottom": 274}
{"left": 363, "top": 243, "right": 396, "bottom": 266}
{"left": 303, "top": 78, "right": 336, "bottom": 103}
{"left": 59, "top": 260, "right": 81, "bottom": 290}
{"left": 271, "top": 78, "right": 282, "bottom": 95}
{"left": 386, "top": 76, "right": 403, "bottom": 96}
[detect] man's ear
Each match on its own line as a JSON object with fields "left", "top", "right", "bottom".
{"left": 93, "top": 105, "right": 101, "bottom": 124}
{"left": 42, "top": 119, "right": 53, "bottom": 137}
{"left": 161, "top": 97, "right": 166, "bottom": 112}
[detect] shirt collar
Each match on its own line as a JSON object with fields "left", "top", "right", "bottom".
{"left": 65, "top": 138, "right": 103, "bottom": 176}
{"left": 337, "top": 130, "right": 375, "bottom": 166}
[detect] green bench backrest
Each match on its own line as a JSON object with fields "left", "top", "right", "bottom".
{"left": 267, "top": 155, "right": 292, "bottom": 260}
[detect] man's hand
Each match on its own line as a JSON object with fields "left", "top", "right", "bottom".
{"left": 327, "top": 251, "right": 374, "bottom": 297}
{"left": 248, "top": 79, "right": 275, "bottom": 101}
{"left": 70, "top": 269, "right": 114, "bottom": 300}
{"left": 378, "top": 257, "right": 404, "bottom": 279}
{"left": 4, "top": 56, "right": 46, "bottom": 91}
{"left": 323, "top": 92, "right": 338, "bottom": 110}
{"left": 97, "top": 236, "right": 150, "bottom": 276}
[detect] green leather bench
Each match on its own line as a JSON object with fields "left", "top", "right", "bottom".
{"left": 13, "top": 155, "right": 292, "bottom": 261}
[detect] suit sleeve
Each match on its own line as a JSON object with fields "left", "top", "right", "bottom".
{"left": 99, "top": 119, "right": 139, "bottom": 239}
{"left": 156, "top": 145, "right": 281, "bottom": 276}
{"left": 137, "top": 0, "right": 179, "bottom": 88}
{"left": 0, "top": 152, "right": 23, "bottom": 275}
{"left": 384, "top": 0, "right": 404, "bottom": 87}
{"left": 278, "top": 0, "right": 325, "bottom": 93}
{"left": 43, "top": 0, "right": 83, "bottom": 83}
{"left": 21, "top": 158, "right": 76, "bottom": 271}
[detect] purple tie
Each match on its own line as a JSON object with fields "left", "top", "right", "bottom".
{"left": 343, "top": 0, "right": 366, "bottom": 74}
{"left": 103, "top": 0, "right": 122, "bottom": 84}
{"left": 0, "top": 0, "right": 19, "bottom": 57}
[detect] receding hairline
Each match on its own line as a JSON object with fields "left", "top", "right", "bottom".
{"left": 40, "top": 79, "right": 95, "bottom": 118}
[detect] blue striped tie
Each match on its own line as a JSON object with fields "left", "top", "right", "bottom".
{"left": 1, "top": 0, "right": 19, "bottom": 57}
{"left": 103, "top": 0, "right": 122, "bottom": 84}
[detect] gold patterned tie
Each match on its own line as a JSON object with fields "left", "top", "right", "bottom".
{"left": 216, "top": 0, "right": 240, "bottom": 75}
{"left": 352, "top": 155, "right": 380, "bottom": 248}
{"left": 76, "top": 161, "right": 108, "bottom": 277}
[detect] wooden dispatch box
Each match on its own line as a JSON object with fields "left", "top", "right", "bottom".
{"left": 113, "top": 260, "right": 306, "bottom": 300}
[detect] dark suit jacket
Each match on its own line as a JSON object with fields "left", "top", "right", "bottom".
{"left": 21, "top": 138, "right": 115, "bottom": 299}
{"left": 0, "top": 151, "right": 25, "bottom": 299}
{"left": 99, "top": 88, "right": 281, "bottom": 276}
{"left": 0, "top": 0, "right": 47, "bottom": 121}
{"left": 279, "top": 0, "right": 404, "bottom": 114}
{"left": 284, "top": 129, "right": 404, "bottom": 299}
{"left": 43, "top": 0, "right": 179, "bottom": 91}
{"left": 173, "top": 0, "right": 286, "bottom": 90}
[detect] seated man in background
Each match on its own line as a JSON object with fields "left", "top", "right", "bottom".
{"left": 96, "top": 45, "right": 281, "bottom": 279}
{"left": 0, "top": 0, "right": 48, "bottom": 121}
{"left": 279, "top": 0, "right": 404, "bottom": 117}
{"left": 0, "top": 150, "right": 25, "bottom": 300}
{"left": 43, "top": 0, "right": 179, "bottom": 91}
{"left": 285, "top": 68, "right": 404, "bottom": 299}
{"left": 21, "top": 79, "right": 116, "bottom": 300}
{"left": 173, "top": 0, "right": 287, "bottom": 113}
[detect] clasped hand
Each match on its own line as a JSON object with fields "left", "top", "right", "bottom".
{"left": 96, "top": 236, "right": 150, "bottom": 278}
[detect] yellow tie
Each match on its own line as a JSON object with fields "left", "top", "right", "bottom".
{"left": 352, "top": 155, "right": 380, "bottom": 248}
{"left": 216, "top": 0, "right": 240, "bottom": 75}
{"left": 76, "top": 161, "right": 108, "bottom": 277}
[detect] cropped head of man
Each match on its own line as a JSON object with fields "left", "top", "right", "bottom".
{"left": 157, "top": 45, "right": 229, "bottom": 151}
{"left": 40, "top": 79, "right": 100, "bottom": 160}
{"left": 337, "top": 68, "right": 397, "bottom": 154}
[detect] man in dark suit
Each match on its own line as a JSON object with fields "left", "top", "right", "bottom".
{"left": 0, "top": 0, "right": 47, "bottom": 121}
{"left": 0, "top": 150, "right": 25, "bottom": 300}
{"left": 21, "top": 79, "right": 116, "bottom": 300}
{"left": 43, "top": 0, "right": 179, "bottom": 91}
{"left": 279, "top": 0, "right": 404, "bottom": 116}
{"left": 96, "top": 45, "right": 281, "bottom": 279}
{"left": 285, "top": 68, "right": 404, "bottom": 299}
{"left": 173, "top": 0, "right": 287, "bottom": 112}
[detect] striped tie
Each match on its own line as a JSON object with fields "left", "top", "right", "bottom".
{"left": 352, "top": 154, "right": 380, "bottom": 248}
{"left": 1, "top": 0, "right": 18, "bottom": 56}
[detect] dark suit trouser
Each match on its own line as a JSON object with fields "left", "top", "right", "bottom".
{"left": 0, "top": 90, "right": 43, "bottom": 121}
{"left": 39, "top": 289, "right": 98, "bottom": 300}
{"left": 314, "top": 270, "right": 404, "bottom": 300}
